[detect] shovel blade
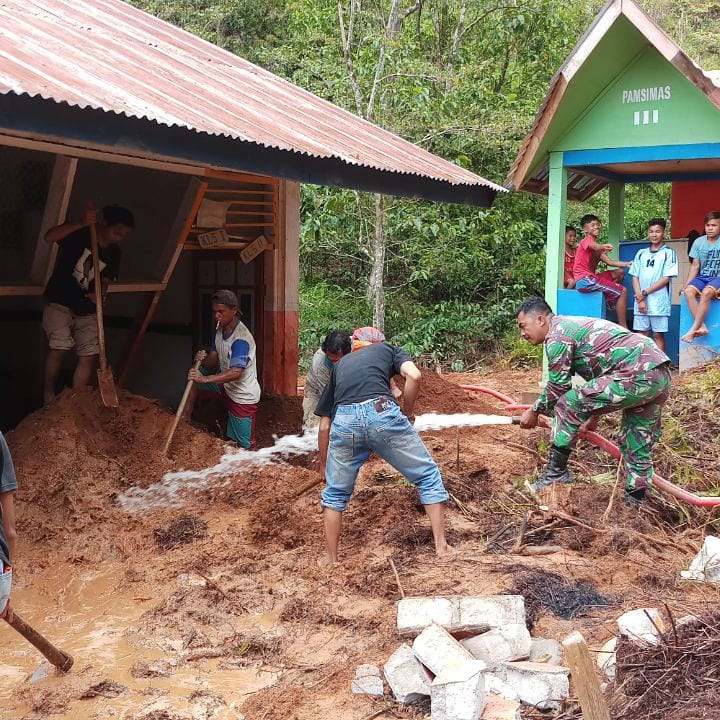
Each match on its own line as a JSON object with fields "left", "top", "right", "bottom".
{"left": 98, "top": 367, "right": 119, "bottom": 407}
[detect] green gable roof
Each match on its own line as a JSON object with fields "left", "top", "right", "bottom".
{"left": 507, "top": 0, "right": 720, "bottom": 199}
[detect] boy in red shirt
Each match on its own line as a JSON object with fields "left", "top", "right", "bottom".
{"left": 563, "top": 225, "right": 577, "bottom": 288}
{"left": 573, "top": 214, "right": 632, "bottom": 328}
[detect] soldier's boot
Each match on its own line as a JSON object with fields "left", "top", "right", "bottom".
{"left": 531, "top": 446, "right": 573, "bottom": 492}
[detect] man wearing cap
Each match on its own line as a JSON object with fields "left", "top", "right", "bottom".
{"left": 187, "top": 290, "right": 261, "bottom": 449}
{"left": 315, "top": 341, "right": 451, "bottom": 565}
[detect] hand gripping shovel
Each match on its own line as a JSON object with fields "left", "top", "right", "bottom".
{"left": 88, "top": 205, "right": 119, "bottom": 407}
{"left": 163, "top": 356, "right": 203, "bottom": 456}
{"left": 5, "top": 611, "right": 74, "bottom": 672}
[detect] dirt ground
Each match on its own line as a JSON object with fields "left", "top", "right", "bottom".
{"left": 1, "top": 369, "right": 719, "bottom": 720}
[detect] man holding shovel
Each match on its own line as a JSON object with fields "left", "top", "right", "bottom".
{"left": 516, "top": 296, "right": 671, "bottom": 506}
{"left": 42, "top": 204, "right": 135, "bottom": 404}
{"left": 186, "top": 290, "right": 261, "bottom": 449}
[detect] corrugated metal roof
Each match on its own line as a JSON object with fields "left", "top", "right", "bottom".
{"left": 0, "top": 0, "right": 503, "bottom": 195}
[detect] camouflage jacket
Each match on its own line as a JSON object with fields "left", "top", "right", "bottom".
{"left": 532, "top": 316, "right": 670, "bottom": 416}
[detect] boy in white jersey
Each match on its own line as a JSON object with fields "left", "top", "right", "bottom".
{"left": 629, "top": 218, "right": 678, "bottom": 353}
{"left": 187, "top": 290, "right": 261, "bottom": 448}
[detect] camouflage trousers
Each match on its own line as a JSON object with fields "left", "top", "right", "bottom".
{"left": 551, "top": 363, "right": 671, "bottom": 491}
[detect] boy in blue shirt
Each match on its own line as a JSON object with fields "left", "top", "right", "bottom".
{"left": 681, "top": 210, "right": 720, "bottom": 343}
{"left": 629, "top": 218, "right": 678, "bottom": 353}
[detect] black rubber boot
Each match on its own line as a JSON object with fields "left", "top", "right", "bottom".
{"left": 532, "top": 446, "right": 572, "bottom": 491}
{"left": 623, "top": 487, "right": 646, "bottom": 507}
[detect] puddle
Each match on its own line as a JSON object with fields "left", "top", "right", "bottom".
{"left": 0, "top": 557, "right": 280, "bottom": 718}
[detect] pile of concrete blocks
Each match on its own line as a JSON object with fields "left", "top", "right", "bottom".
{"left": 375, "top": 595, "right": 570, "bottom": 719}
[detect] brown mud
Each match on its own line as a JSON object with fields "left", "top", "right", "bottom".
{"left": 1, "top": 371, "right": 717, "bottom": 719}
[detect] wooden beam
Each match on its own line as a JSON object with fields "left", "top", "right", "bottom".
{"left": 561, "top": 631, "right": 610, "bottom": 720}
{"left": 0, "top": 286, "right": 44, "bottom": 296}
{"left": 204, "top": 168, "right": 278, "bottom": 185}
{"left": 118, "top": 178, "right": 208, "bottom": 387}
{"left": 108, "top": 282, "right": 166, "bottom": 293}
{"left": 29, "top": 155, "right": 77, "bottom": 285}
{"left": 157, "top": 178, "right": 209, "bottom": 284}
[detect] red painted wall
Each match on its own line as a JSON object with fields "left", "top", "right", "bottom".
{"left": 671, "top": 181, "right": 720, "bottom": 237}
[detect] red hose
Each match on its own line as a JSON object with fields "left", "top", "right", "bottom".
{"left": 460, "top": 384, "right": 720, "bottom": 508}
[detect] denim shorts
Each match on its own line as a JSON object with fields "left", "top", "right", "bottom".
{"left": 321, "top": 398, "right": 448, "bottom": 511}
{"left": 0, "top": 567, "right": 11, "bottom": 614}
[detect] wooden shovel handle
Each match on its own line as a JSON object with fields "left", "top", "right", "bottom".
{"left": 87, "top": 208, "right": 109, "bottom": 372}
{"left": 163, "top": 358, "right": 203, "bottom": 455}
{"left": 6, "top": 611, "right": 74, "bottom": 672}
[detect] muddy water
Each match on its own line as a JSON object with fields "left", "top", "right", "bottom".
{"left": 1, "top": 514, "right": 281, "bottom": 718}
{"left": 119, "top": 413, "right": 515, "bottom": 510}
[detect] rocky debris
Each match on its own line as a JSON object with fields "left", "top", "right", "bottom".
{"left": 350, "top": 664, "right": 383, "bottom": 697}
{"left": 596, "top": 637, "right": 617, "bottom": 681}
{"left": 380, "top": 596, "right": 570, "bottom": 717}
{"left": 680, "top": 535, "right": 720, "bottom": 585}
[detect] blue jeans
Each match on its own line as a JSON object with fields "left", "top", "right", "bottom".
{"left": 321, "top": 398, "right": 449, "bottom": 511}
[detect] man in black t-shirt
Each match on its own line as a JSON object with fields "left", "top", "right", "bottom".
{"left": 42, "top": 205, "right": 135, "bottom": 404}
{"left": 315, "top": 342, "right": 451, "bottom": 565}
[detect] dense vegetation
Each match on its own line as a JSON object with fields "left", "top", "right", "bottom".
{"left": 132, "top": 0, "right": 719, "bottom": 369}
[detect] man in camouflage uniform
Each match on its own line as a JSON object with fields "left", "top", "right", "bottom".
{"left": 516, "top": 296, "right": 671, "bottom": 505}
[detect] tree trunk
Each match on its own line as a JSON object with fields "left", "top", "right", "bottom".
{"left": 368, "top": 193, "right": 386, "bottom": 330}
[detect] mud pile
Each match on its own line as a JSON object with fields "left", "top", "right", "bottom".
{"left": 3, "top": 369, "right": 719, "bottom": 720}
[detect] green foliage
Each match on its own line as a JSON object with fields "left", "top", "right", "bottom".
{"left": 298, "top": 280, "right": 371, "bottom": 371}
{"left": 131, "top": 0, "right": 714, "bottom": 366}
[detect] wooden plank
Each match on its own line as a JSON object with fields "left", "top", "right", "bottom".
{"left": 0, "top": 133, "right": 202, "bottom": 176}
{"left": 117, "top": 178, "right": 208, "bottom": 387}
{"left": 29, "top": 155, "right": 78, "bottom": 285}
{"left": 204, "top": 168, "right": 278, "bottom": 186}
{"left": 158, "top": 178, "right": 209, "bottom": 284}
{"left": 561, "top": 631, "right": 610, "bottom": 720}
{"left": 108, "top": 282, "right": 166, "bottom": 293}
{"left": 0, "top": 286, "right": 44, "bottom": 296}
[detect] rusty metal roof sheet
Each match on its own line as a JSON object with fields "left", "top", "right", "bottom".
{"left": 0, "top": 0, "right": 503, "bottom": 197}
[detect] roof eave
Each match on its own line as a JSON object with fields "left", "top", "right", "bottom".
{"left": 0, "top": 92, "right": 501, "bottom": 207}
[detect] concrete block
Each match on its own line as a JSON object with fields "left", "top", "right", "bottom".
{"left": 431, "top": 659, "right": 486, "bottom": 720}
{"left": 529, "top": 638, "right": 562, "bottom": 665}
{"left": 617, "top": 608, "right": 665, "bottom": 645}
{"left": 500, "top": 661, "right": 570, "bottom": 711}
{"left": 484, "top": 672, "right": 516, "bottom": 700}
{"left": 397, "top": 596, "right": 526, "bottom": 636}
{"left": 482, "top": 694, "right": 522, "bottom": 720}
{"left": 461, "top": 625, "right": 531, "bottom": 669}
{"left": 456, "top": 597, "right": 526, "bottom": 634}
{"left": 351, "top": 664, "right": 384, "bottom": 697}
{"left": 412, "top": 622, "right": 476, "bottom": 676}
{"left": 397, "top": 596, "right": 454, "bottom": 635}
{"left": 680, "top": 535, "right": 720, "bottom": 586}
{"left": 383, "top": 643, "right": 431, "bottom": 704}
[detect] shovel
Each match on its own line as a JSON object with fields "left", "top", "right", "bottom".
{"left": 4, "top": 611, "right": 74, "bottom": 672}
{"left": 163, "top": 356, "right": 204, "bottom": 456}
{"left": 88, "top": 205, "right": 119, "bottom": 408}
